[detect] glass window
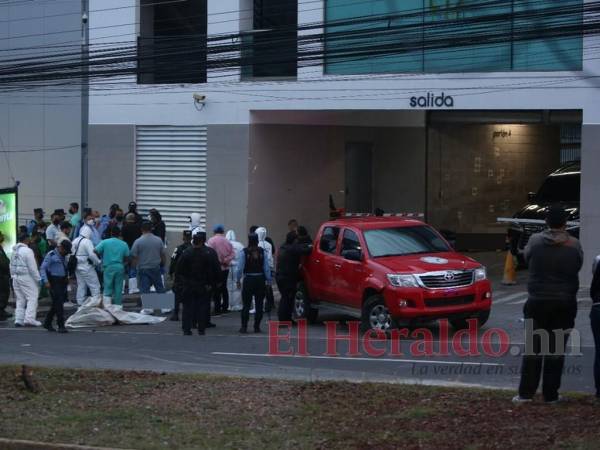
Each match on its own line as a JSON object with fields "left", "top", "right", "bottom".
{"left": 319, "top": 226, "right": 340, "bottom": 254}
{"left": 341, "top": 229, "right": 361, "bottom": 252}
{"left": 364, "top": 226, "right": 450, "bottom": 258}
{"left": 324, "top": 0, "right": 583, "bottom": 74}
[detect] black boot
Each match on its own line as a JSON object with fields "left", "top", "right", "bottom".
{"left": 44, "top": 322, "right": 56, "bottom": 332}
{"left": 169, "top": 311, "right": 179, "bottom": 321}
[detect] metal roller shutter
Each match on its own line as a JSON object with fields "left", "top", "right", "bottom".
{"left": 136, "top": 125, "right": 207, "bottom": 231}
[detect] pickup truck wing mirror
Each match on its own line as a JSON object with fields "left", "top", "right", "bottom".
{"left": 341, "top": 248, "right": 362, "bottom": 261}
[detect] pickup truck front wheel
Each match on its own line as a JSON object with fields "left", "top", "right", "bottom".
{"left": 361, "top": 295, "right": 392, "bottom": 332}
{"left": 294, "top": 282, "right": 318, "bottom": 324}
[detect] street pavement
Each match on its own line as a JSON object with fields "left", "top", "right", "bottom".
{"left": 0, "top": 253, "right": 597, "bottom": 396}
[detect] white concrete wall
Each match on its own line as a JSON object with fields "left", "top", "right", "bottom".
{"left": 0, "top": 1, "right": 82, "bottom": 222}
{"left": 89, "top": 0, "right": 600, "bottom": 127}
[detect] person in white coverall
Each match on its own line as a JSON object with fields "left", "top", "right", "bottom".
{"left": 255, "top": 227, "right": 275, "bottom": 316}
{"left": 10, "top": 233, "right": 42, "bottom": 326}
{"left": 226, "top": 230, "right": 244, "bottom": 311}
{"left": 189, "top": 213, "right": 202, "bottom": 231}
{"left": 72, "top": 225, "right": 102, "bottom": 305}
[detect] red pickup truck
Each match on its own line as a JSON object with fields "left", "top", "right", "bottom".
{"left": 296, "top": 217, "right": 492, "bottom": 331}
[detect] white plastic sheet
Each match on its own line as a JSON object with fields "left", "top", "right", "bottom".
{"left": 65, "top": 295, "right": 166, "bottom": 328}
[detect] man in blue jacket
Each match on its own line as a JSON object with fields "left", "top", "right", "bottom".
{"left": 41, "top": 240, "right": 72, "bottom": 333}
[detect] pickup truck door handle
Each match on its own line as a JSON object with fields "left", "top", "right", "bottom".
{"left": 314, "top": 259, "right": 320, "bottom": 263}
{"left": 334, "top": 264, "right": 342, "bottom": 269}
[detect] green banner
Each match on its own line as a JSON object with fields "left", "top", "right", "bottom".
{"left": 0, "top": 188, "right": 18, "bottom": 258}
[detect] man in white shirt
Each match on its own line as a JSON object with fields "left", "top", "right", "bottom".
{"left": 72, "top": 225, "right": 101, "bottom": 305}
{"left": 10, "top": 232, "right": 42, "bottom": 326}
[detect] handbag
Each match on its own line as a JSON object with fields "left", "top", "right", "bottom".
{"left": 67, "top": 238, "right": 85, "bottom": 276}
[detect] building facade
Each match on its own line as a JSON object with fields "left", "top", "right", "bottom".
{"left": 0, "top": 2, "right": 82, "bottom": 220}
{"left": 88, "top": 0, "right": 600, "bottom": 282}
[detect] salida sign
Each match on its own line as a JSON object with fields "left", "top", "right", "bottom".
{"left": 410, "top": 92, "right": 454, "bottom": 108}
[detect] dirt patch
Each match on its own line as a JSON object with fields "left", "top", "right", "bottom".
{"left": 0, "top": 366, "right": 598, "bottom": 449}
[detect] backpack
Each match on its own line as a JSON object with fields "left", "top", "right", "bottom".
{"left": 67, "top": 238, "right": 85, "bottom": 276}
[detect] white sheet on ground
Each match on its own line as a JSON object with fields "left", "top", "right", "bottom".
{"left": 65, "top": 296, "right": 166, "bottom": 328}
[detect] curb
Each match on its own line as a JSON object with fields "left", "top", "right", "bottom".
{"left": 0, "top": 438, "right": 132, "bottom": 450}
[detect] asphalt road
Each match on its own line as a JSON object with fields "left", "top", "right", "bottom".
{"left": 0, "top": 256, "right": 597, "bottom": 395}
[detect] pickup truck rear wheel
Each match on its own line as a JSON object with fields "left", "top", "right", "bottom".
{"left": 450, "top": 309, "right": 490, "bottom": 330}
{"left": 361, "top": 295, "right": 392, "bottom": 332}
{"left": 294, "top": 282, "right": 318, "bottom": 324}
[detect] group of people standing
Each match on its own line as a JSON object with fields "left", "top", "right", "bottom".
{"left": 0, "top": 202, "right": 168, "bottom": 333}
{"left": 170, "top": 219, "right": 312, "bottom": 336}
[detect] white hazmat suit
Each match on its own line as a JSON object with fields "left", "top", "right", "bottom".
{"left": 255, "top": 227, "right": 274, "bottom": 272}
{"left": 72, "top": 226, "right": 102, "bottom": 305}
{"left": 225, "top": 230, "right": 244, "bottom": 311}
{"left": 189, "top": 213, "right": 202, "bottom": 231}
{"left": 10, "top": 243, "right": 42, "bottom": 326}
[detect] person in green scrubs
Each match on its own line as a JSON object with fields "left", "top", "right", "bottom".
{"left": 95, "top": 226, "right": 130, "bottom": 306}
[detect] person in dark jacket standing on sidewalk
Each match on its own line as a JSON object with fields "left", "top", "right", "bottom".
{"left": 0, "top": 231, "right": 12, "bottom": 321}
{"left": 276, "top": 231, "right": 313, "bottom": 322}
{"left": 513, "top": 205, "right": 583, "bottom": 404}
{"left": 168, "top": 230, "right": 192, "bottom": 321}
{"left": 40, "top": 240, "right": 72, "bottom": 333}
{"left": 590, "top": 255, "right": 600, "bottom": 400}
{"left": 236, "top": 233, "right": 271, "bottom": 333}
{"left": 176, "top": 229, "right": 220, "bottom": 336}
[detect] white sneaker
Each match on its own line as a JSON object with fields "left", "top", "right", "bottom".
{"left": 512, "top": 395, "right": 533, "bottom": 404}
{"left": 249, "top": 309, "right": 256, "bottom": 314}
{"left": 24, "top": 320, "right": 42, "bottom": 327}
{"left": 63, "top": 301, "right": 76, "bottom": 308}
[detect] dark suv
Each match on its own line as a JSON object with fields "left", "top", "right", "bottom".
{"left": 508, "top": 161, "right": 580, "bottom": 263}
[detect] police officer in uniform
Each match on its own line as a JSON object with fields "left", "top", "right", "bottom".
{"left": 168, "top": 230, "right": 192, "bottom": 321}
{"left": 236, "top": 233, "right": 272, "bottom": 333}
{"left": 176, "top": 229, "right": 220, "bottom": 336}
{"left": 276, "top": 231, "right": 313, "bottom": 322}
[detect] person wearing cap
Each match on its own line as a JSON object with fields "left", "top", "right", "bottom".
{"left": 236, "top": 233, "right": 272, "bottom": 333}
{"left": 40, "top": 239, "right": 72, "bottom": 333}
{"left": 10, "top": 232, "right": 42, "bottom": 327}
{"left": 127, "top": 202, "right": 142, "bottom": 225}
{"left": 513, "top": 204, "right": 583, "bottom": 404}
{"left": 207, "top": 224, "right": 235, "bottom": 315}
{"left": 95, "top": 226, "right": 130, "bottom": 307}
{"left": 130, "top": 221, "right": 166, "bottom": 294}
{"left": 27, "top": 208, "right": 45, "bottom": 235}
{"left": 168, "top": 229, "right": 193, "bottom": 321}
{"left": 0, "top": 231, "right": 12, "bottom": 321}
{"left": 45, "top": 210, "right": 63, "bottom": 249}
{"left": 176, "top": 229, "right": 220, "bottom": 335}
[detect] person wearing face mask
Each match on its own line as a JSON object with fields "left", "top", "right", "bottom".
{"left": 81, "top": 212, "right": 101, "bottom": 246}
{"left": 72, "top": 224, "right": 102, "bottom": 306}
{"left": 0, "top": 231, "right": 12, "bottom": 321}
{"left": 27, "top": 208, "right": 45, "bottom": 235}
{"left": 46, "top": 210, "right": 64, "bottom": 249}
{"left": 10, "top": 233, "right": 42, "bottom": 327}
{"left": 41, "top": 239, "right": 72, "bottom": 333}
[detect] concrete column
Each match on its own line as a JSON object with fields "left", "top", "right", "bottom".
{"left": 206, "top": 125, "right": 250, "bottom": 237}
{"left": 579, "top": 123, "right": 600, "bottom": 285}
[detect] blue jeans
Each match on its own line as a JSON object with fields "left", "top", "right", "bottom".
{"left": 138, "top": 267, "right": 165, "bottom": 294}
{"left": 591, "top": 306, "right": 600, "bottom": 397}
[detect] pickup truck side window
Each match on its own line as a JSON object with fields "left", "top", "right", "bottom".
{"left": 319, "top": 226, "right": 340, "bottom": 254}
{"left": 341, "top": 229, "right": 361, "bottom": 252}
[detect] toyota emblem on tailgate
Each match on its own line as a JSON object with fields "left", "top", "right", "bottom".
{"left": 444, "top": 272, "right": 455, "bottom": 281}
